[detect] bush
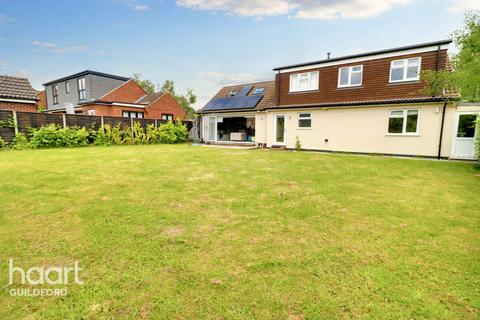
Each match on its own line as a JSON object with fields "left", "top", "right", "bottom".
{"left": 174, "top": 121, "right": 188, "bottom": 143}
{"left": 11, "top": 133, "right": 30, "bottom": 150}
{"left": 0, "top": 137, "right": 6, "bottom": 149}
{"left": 158, "top": 121, "right": 178, "bottom": 144}
{"left": 476, "top": 118, "right": 480, "bottom": 159}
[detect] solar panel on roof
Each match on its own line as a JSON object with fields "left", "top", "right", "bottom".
{"left": 237, "top": 85, "right": 253, "bottom": 97}
{"left": 203, "top": 95, "right": 262, "bottom": 111}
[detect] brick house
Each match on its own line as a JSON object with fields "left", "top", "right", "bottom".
{"left": 199, "top": 40, "right": 480, "bottom": 160}
{"left": 43, "top": 70, "right": 186, "bottom": 120}
{"left": 0, "top": 75, "right": 39, "bottom": 112}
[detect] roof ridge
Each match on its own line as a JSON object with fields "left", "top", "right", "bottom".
{"left": 221, "top": 80, "right": 275, "bottom": 88}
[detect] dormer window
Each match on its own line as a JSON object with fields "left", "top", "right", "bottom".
{"left": 289, "top": 71, "right": 319, "bottom": 93}
{"left": 338, "top": 65, "right": 363, "bottom": 87}
{"left": 229, "top": 90, "right": 238, "bottom": 96}
{"left": 253, "top": 88, "right": 265, "bottom": 95}
{"left": 390, "top": 57, "right": 421, "bottom": 83}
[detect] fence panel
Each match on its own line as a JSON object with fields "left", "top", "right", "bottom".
{"left": 0, "top": 110, "right": 193, "bottom": 144}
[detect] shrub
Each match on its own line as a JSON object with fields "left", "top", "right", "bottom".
{"left": 174, "top": 121, "right": 188, "bottom": 143}
{"left": 28, "top": 125, "right": 90, "bottom": 148}
{"left": 131, "top": 122, "right": 147, "bottom": 144}
{"left": 94, "top": 124, "right": 111, "bottom": 146}
{"left": 158, "top": 121, "right": 178, "bottom": 144}
{"left": 11, "top": 133, "right": 30, "bottom": 150}
{"left": 0, "top": 137, "right": 6, "bottom": 149}
{"left": 295, "top": 136, "right": 302, "bottom": 151}
{"left": 476, "top": 118, "right": 480, "bottom": 159}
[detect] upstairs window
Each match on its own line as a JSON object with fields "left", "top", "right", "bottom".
{"left": 290, "top": 71, "right": 319, "bottom": 92}
{"left": 77, "top": 78, "right": 86, "bottom": 100}
{"left": 298, "top": 113, "right": 312, "bottom": 128}
{"left": 338, "top": 65, "right": 363, "bottom": 87}
{"left": 52, "top": 85, "right": 59, "bottom": 104}
{"left": 162, "top": 114, "right": 174, "bottom": 121}
{"left": 65, "top": 81, "right": 70, "bottom": 94}
{"left": 253, "top": 88, "right": 265, "bottom": 95}
{"left": 229, "top": 90, "right": 238, "bottom": 96}
{"left": 390, "top": 58, "right": 421, "bottom": 83}
{"left": 388, "top": 109, "right": 419, "bottom": 134}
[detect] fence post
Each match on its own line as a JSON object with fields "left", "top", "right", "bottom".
{"left": 12, "top": 110, "right": 18, "bottom": 135}
{"left": 62, "top": 114, "right": 67, "bottom": 128}
{"left": 130, "top": 117, "right": 134, "bottom": 135}
{"left": 154, "top": 119, "right": 158, "bottom": 129}
{"left": 100, "top": 116, "right": 104, "bottom": 127}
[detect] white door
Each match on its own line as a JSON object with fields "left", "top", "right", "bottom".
{"left": 451, "top": 112, "right": 478, "bottom": 159}
{"left": 274, "top": 115, "right": 286, "bottom": 145}
{"left": 203, "top": 116, "right": 217, "bottom": 142}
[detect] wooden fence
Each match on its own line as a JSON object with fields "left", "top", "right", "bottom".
{"left": 0, "top": 110, "right": 193, "bottom": 143}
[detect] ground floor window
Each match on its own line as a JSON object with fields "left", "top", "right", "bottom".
{"left": 86, "top": 110, "right": 95, "bottom": 116}
{"left": 388, "top": 109, "right": 419, "bottom": 134}
{"left": 457, "top": 114, "right": 477, "bottom": 137}
{"left": 123, "top": 111, "right": 144, "bottom": 119}
{"left": 162, "top": 114, "right": 174, "bottom": 121}
{"left": 298, "top": 113, "right": 312, "bottom": 128}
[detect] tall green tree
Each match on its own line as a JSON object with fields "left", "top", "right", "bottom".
{"left": 452, "top": 11, "right": 480, "bottom": 102}
{"left": 133, "top": 73, "right": 155, "bottom": 94}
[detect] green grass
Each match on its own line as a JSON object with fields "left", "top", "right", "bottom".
{"left": 0, "top": 145, "right": 479, "bottom": 319}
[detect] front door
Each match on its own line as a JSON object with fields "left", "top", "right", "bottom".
{"left": 274, "top": 115, "right": 285, "bottom": 144}
{"left": 452, "top": 112, "right": 478, "bottom": 159}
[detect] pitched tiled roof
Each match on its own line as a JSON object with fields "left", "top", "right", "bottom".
{"left": 0, "top": 75, "right": 38, "bottom": 100}
{"left": 138, "top": 92, "right": 165, "bottom": 104}
{"left": 201, "top": 80, "right": 276, "bottom": 113}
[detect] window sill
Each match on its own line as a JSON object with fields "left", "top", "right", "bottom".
{"left": 297, "top": 127, "right": 312, "bottom": 130}
{"left": 388, "top": 80, "right": 421, "bottom": 85}
{"left": 337, "top": 85, "right": 363, "bottom": 90}
{"left": 289, "top": 90, "right": 320, "bottom": 95}
{"left": 385, "top": 133, "right": 420, "bottom": 137}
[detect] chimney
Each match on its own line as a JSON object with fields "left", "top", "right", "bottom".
{"left": 327, "top": 52, "right": 331, "bottom": 59}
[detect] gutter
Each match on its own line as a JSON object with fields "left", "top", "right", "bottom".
{"left": 437, "top": 101, "right": 448, "bottom": 159}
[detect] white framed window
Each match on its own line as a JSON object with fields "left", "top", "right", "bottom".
{"left": 290, "top": 71, "right": 319, "bottom": 93}
{"left": 162, "top": 114, "right": 174, "bottom": 121}
{"left": 388, "top": 109, "right": 419, "bottom": 135}
{"left": 86, "top": 109, "right": 95, "bottom": 116}
{"left": 123, "top": 110, "right": 144, "bottom": 119}
{"left": 77, "top": 78, "right": 86, "bottom": 100}
{"left": 253, "top": 88, "right": 265, "bottom": 95}
{"left": 298, "top": 113, "right": 312, "bottom": 128}
{"left": 65, "top": 81, "right": 70, "bottom": 94}
{"left": 338, "top": 65, "right": 363, "bottom": 87}
{"left": 389, "top": 57, "right": 421, "bottom": 83}
{"left": 52, "top": 85, "right": 59, "bottom": 104}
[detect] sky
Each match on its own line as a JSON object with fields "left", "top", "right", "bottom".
{"left": 0, "top": 0, "right": 478, "bottom": 109}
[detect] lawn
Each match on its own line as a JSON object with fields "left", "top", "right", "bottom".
{"left": 0, "top": 145, "right": 479, "bottom": 319}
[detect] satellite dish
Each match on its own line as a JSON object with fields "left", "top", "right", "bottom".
{"left": 65, "top": 103, "right": 75, "bottom": 114}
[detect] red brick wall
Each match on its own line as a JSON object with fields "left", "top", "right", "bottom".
{"left": 37, "top": 91, "right": 46, "bottom": 110}
{"left": 145, "top": 93, "right": 186, "bottom": 120}
{"left": 82, "top": 104, "right": 145, "bottom": 117}
{"left": 0, "top": 101, "right": 37, "bottom": 112}
{"left": 101, "top": 80, "right": 146, "bottom": 103}
{"left": 276, "top": 49, "right": 448, "bottom": 106}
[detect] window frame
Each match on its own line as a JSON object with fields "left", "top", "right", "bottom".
{"left": 122, "top": 110, "right": 144, "bottom": 119}
{"left": 52, "top": 85, "right": 59, "bottom": 105}
{"left": 65, "top": 81, "right": 70, "bottom": 94}
{"left": 289, "top": 71, "right": 319, "bottom": 93}
{"left": 387, "top": 109, "right": 420, "bottom": 136}
{"left": 77, "top": 77, "right": 86, "bottom": 101}
{"left": 338, "top": 65, "right": 363, "bottom": 88}
{"left": 389, "top": 57, "right": 422, "bottom": 83}
{"left": 297, "top": 112, "right": 312, "bottom": 129}
{"left": 253, "top": 88, "right": 265, "bottom": 95}
{"left": 161, "top": 114, "right": 174, "bottom": 121}
{"left": 86, "top": 109, "right": 95, "bottom": 116}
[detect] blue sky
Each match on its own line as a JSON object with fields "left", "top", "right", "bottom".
{"left": 0, "top": 0, "right": 477, "bottom": 108}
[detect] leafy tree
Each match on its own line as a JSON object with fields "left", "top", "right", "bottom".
{"left": 452, "top": 11, "right": 480, "bottom": 102}
{"left": 133, "top": 73, "right": 155, "bottom": 94}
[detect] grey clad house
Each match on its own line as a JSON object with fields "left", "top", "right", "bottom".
{"left": 43, "top": 70, "right": 130, "bottom": 113}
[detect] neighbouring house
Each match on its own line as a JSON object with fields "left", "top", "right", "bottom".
{"left": 0, "top": 75, "right": 39, "bottom": 112}
{"left": 43, "top": 70, "right": 186, "bottom": 120}
{"left": 37, "top": 90, "right": 47, "bottom": 111}
{"left": 199, "top": 40, "right": 480, "bottom": 160}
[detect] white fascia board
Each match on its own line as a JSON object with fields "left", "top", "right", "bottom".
{"left": 111, "top": 102, "right": 146, "bottom": 108}
{"left": 0, "top": 98, "right": 37, "bottom": 104}
{"left": 278, "top": 45, "right": 449, "bottom": 74}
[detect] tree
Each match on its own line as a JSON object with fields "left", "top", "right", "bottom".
{"left": 133, "top": 73, "right": 155, "bottom": 94}
{"left": 452, "top": 11, "right": 480, "bottom": 102}
{"left": 159, "top": 80, "right": 197, "bottom": 119}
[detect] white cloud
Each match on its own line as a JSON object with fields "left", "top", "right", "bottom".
{"left": 0, "top": 14, "right": 14, "bottom": 24}
{"left": 132, "top": 4, "right": 149, "bottom": 11}
{"left": 448, "top": 0, "right": 480, "bottom": 13}
{"left": 200, "top": 71, "right": 270, "bottom": 85}
{"left": 33, "top": 41, "right": 87, "bottom": 54}
{"left": 177, "top": 0, "right": 413, "bottom": 19}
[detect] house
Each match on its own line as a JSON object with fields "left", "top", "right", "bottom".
{"left": 0, "top": 75, "right": 39, "bottom": 112}
{"left": 199, "top": 40, "right": 480, "bottom": 160}
{"left": 43, "top": 70, "right": 186, "bottom": 120}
